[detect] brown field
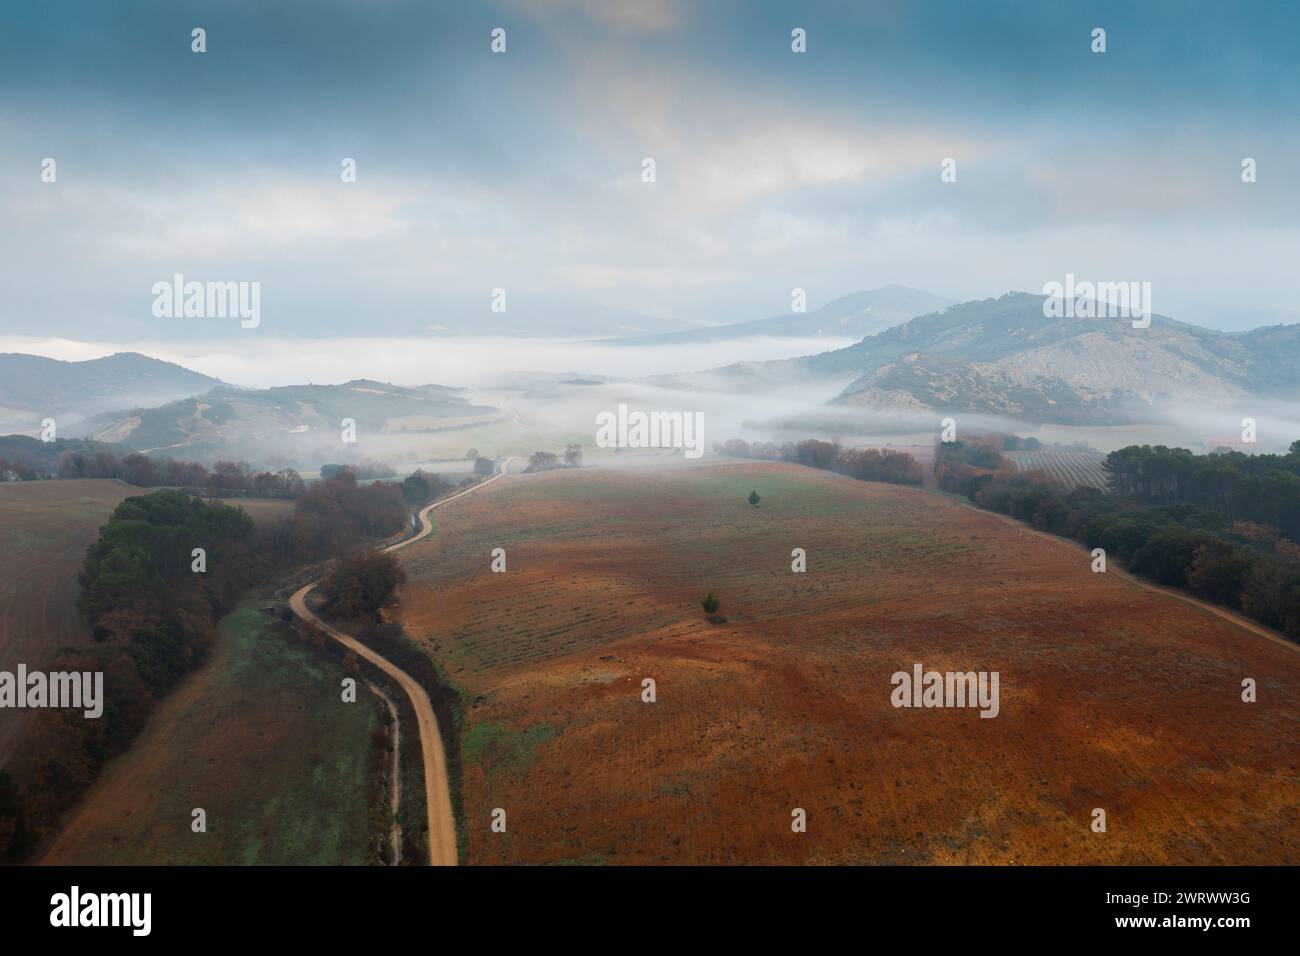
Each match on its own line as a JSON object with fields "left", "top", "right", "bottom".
{"left": 216, "top": 496, "right": 296, "bottom": 527}
{"left": 0, "top": 480, "right": 139, "bottom": 765}
{"left": 397, "top": 461, "right": 1300, "bottom": 865}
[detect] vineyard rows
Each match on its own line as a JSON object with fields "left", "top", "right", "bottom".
{"left": 1005, "top": 450, "right": 1109, "bottom": 491}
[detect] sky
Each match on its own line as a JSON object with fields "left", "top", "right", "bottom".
{"left": 2, "top": 0, "right": 1300, "bottom": 350}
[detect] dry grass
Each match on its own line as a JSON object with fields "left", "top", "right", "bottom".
{"left": 398, "top": 462, "right": 1300, "bottom": 865}
{"left": 41, "top": 603, "right": 384, "bottom": 865}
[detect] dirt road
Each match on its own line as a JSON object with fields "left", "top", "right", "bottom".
{"left": 289, "top": 459, "right": 513, "bottom": 866}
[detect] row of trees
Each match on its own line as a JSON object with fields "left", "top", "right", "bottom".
{"left": 42, "top": 449, "right": 494, "bottom": 513}
{"left": 56, "top": 448, "right": 476, "bottom": 518}
{"left": 525, "top": 445, "right": 582, "bottom": 473}
{"left": 58, "top": 450, "right": 307, "bottom": 498}
{"left": 717, "top": 438, "right": 924, "bottom": 487}
{"left": 936, "top": 438, "right": 1300, "bottom": 640}
{"left": 1102, "top": 442, "right": 1300, "bottom": 541}
{"left": 0, "top": 455, "right": 44, "bottom": 481}
{"left": 320, "top": 460, "right": 396, "bottom": 480}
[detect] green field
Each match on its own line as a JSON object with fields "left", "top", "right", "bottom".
{"left": 42, "top": 603, "right": 388, "bottom": 865}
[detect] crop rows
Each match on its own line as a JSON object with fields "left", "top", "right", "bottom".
{"left": 1006, "top": 450, "right": 1108, "bottom": 491}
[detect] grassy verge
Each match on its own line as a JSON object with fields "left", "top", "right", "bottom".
{"left": 42, "top": 602, "right": 388, "bottom": 865}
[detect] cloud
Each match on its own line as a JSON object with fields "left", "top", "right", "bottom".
{"left": 553, "top": 263, "right": 746, "bottom": 291}
{"left": 2, "top": 1, "right": 1299, "bottom": 338}
{"left": 99, "top": 181, "right": 412, "bottom": 260}
{"left": 508, "top": 0, "right": 683, "bottom": 33}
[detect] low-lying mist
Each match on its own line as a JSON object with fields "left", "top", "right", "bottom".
{"left": 0, "top": 333, "right": 857, "bottom": 391}
{"left": 5, "top": 333, "right": 1298, "bottom": 466}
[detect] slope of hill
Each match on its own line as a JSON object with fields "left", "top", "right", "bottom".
{"left": 1232, "top": 322, "right": 1300, "bottom": 388}
{"left": 67, "top": 379, "right": 501, "bottom": 463}
{"left": 683, "top": 293, "right": 1300, "bottom": 425}
{"left": 0, "top": 352, "right": 223, "bottom": 431}
{"left": 611, "top": 286, "right": 953, "bottom": 346}
{"left": 397, "top": 463, "right": 1299, "bottom": 865}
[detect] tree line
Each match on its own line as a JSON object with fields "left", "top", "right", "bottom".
{"left": 525, "top": 445, "right": 582, "bottom": 472}
{"left": 935, "top": 437, "right": 1300, "bottom": 641}
{"left": 58, "top": 450, "right": 307, "bottom": 498}
{"left": 0, "top": 455, "right": 43, "bottom": 481}
{"left": 1102, "top": 442, "right": 1300, "bottom": 541}
{"left": 717, "top": 438, "right": 924, "bottom": 486}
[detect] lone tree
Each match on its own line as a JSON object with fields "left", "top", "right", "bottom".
{"left": 701, "top": 591, "right": 720, "bottom": 614}
{"left": 748, "top": 489, "right": 761, "bottom": 507}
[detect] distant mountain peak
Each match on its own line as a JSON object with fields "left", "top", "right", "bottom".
{"left": 0, "top": 351, "right": 225, "bottom": 434}
{"left": 681, "top": 291, "right": 1298, "bottom": 425}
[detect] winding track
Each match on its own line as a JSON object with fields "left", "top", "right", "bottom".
{"left": 289, "top": 459, "right": 514, "bottom": 866}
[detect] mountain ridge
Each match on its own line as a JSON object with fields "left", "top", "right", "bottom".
{"left": 606, "top": 286, "right": 954, "bottom": 346}
{"left": 0, "top": 352, "right": 224, "bottom": 431}
{"left": 65, "top": 378, "right": 500, "bottom": 464}
{"left": 677, "top": 292, "right": 1300, "bottom": 424}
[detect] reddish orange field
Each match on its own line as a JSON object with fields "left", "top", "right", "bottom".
{"left": 398, "top": 462, "right": 1298, "bottom": 865}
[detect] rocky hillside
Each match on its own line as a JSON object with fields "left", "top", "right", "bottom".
{"left": 686, "top": 293, "right": 1299, "bottom": 424}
